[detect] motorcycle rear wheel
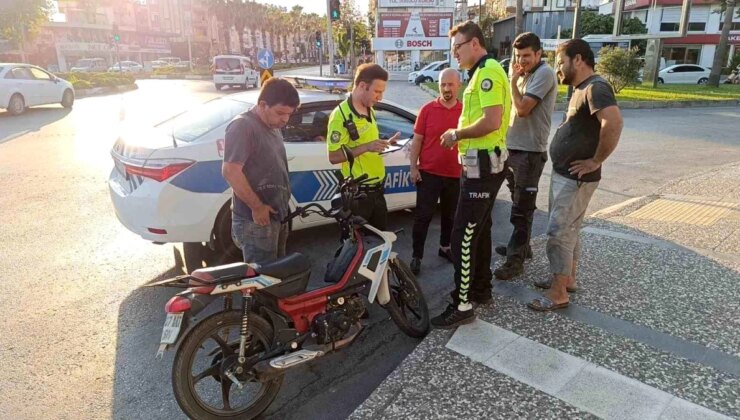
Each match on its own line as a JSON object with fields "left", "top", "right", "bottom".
{"left": 385, "top": 258, "right": 430, "bottom": 338}
{"left": 172, "top": 310, "right": 282, "bottom": 420}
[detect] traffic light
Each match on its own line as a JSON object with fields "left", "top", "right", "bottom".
{"left": 315, "top": 31, "right": 322, "bottom": 48}
{"left": 112, "top": 24, "right": 120, "bottom": 42}
{"left": 329, "top": 0, "right": 340, "bottom": 21}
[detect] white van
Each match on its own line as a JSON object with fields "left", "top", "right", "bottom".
{"left": 212, "top": 55, "right": 259, "bottom": 90}
{"left": 70, "top": 58, "right": 107, "bottom": 72}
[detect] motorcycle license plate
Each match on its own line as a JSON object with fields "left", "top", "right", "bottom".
{"left": 160, "top": 313, "right": 184, "bottom": 345}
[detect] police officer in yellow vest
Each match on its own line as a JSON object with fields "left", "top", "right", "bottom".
{"left": 433, "top": 21, "right": 512, "bottom": 328}
{"left": 327, "top": 64, "right": 400, "bottom": 230}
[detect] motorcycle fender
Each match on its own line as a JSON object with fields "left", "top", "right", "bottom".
{"left": 168, "top": 293, "right": 217, "bottom": 350}
{"left": 375, "top": 252, "right": 398, "bottom": 306}
{"left": 376, "top": 272, "right": 391, "bottom": 305}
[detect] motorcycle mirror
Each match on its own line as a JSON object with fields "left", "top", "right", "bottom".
{"left": 330, "top": 193, "right": 342, "bottom": 210}
{"left": 341, "top": 145, "right": 354, "bottom": 172}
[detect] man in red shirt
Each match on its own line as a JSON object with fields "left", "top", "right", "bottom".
{"left": 409, "top": 68, "right": 464, "bottom": 275}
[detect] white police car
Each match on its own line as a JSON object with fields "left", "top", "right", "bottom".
{"left": 108, "top": 83, "right": 417, "bottom": 259}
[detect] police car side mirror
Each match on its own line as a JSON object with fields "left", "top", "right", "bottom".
{"left": 341, "top": 145, "right": 354, "bottom": 172}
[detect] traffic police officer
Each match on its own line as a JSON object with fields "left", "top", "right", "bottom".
{"left": 432, "top": 21, "right": 512, "bottom": 328}
{"left": 327, "top": 63, "right": 400, "bottom": 230}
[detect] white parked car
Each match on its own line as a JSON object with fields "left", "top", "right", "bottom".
{"left": 658, "top": 64, "right": 711, "bottom": 85}
{"left": 0, "top": 63, "right": 75, "bottom": 116}
{"left": 212, "top": 55, "right": 259, "bottom": 90}
{"left": 150, "top": 60, "right": 168, "bottom": 70}
{"left": 158, "top": 57, "right": 182, "bottom": 66}
{"left": 108, "top": 61, "right": 144, "bottom": 73}
{"left": 108, "top": 86, "right": 417, "bottom": 259}
{"left": 70, "top": 58, "right": 107, "bottom": 72}
{"left": 407, "top": 60, "right": 468, "bottom": 85}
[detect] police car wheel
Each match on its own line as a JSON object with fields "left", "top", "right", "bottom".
{"left": 213, "top": 209, "right": 243, "bottom": 261}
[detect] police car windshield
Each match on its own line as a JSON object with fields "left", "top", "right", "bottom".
{"left": 157, "top": 98, "right": 249, "bottom": 143}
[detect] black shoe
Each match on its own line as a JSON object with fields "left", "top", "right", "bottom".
{"left": 431, "top": 303, "right": 476, "bottom": 329}
{"left": 410, "top": 257, "right": 421, "bottom": 275}
{"left": 470, "top": 293, "right": 493, "bottom": 305}
{"left": 438, "top": 248, "right": 453, "bottom": 263}
{"left": 494, "top": 260, "right": 524, "bottom": 280}
{"left": 495, "top": 246, "right": 533, "bottom": 259}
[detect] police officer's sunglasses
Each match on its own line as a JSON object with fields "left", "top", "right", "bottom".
{"left": 452, "top": 38, "right": 473, "bottom": 51}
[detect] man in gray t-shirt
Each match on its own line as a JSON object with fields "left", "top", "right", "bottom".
{"left": 222, "top": 78, "right": 299, "bottom": 264}
{"left": 494, "top": 32, "right": 558, "bottom": 280}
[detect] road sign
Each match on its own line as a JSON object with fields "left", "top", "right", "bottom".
{"left": 260, "top": 69, "right": 273, "bottom": 85}
{"left": 257, "top": 48, "right": 274, "bottom": 70}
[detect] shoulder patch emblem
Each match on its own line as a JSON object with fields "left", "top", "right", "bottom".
{"left": 331, "top": 131, "right": 341, "bottom": 143}
{"left": 481, "top": 78, "right": 493, "bottom": 92}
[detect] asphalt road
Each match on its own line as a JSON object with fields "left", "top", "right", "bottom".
{"left": 1, "top": 73, "right": 739, "bottom": 419}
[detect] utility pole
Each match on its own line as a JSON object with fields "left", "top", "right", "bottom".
{"left": 327, "top": 0, "right": 335, "bottom": 76}
{"left": 567, "top": 0, "right": 583, "bottom": 100}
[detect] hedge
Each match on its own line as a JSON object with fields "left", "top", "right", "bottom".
{"left": 55, "top": 72, "right": 135, "bottom": 89}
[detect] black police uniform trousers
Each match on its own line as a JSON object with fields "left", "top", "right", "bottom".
{"left": 503, "top": 149, "right": 548, "bottom": 264}
{"left": 412, "top": 170, "right": 460, "bottom": 259}
{"left": 451, "top": 150, "right": 506, "bottom": 306}
{"left": 351, "top": 186, "right": 388, "bottom": 231}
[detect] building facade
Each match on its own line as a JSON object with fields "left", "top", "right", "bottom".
{"left": 599, "top": 0, "right": 740, "bottom": 67}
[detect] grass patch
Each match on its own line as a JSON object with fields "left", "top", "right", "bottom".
{"left": 423, "top": 82, "right": 740, "bottom": 103}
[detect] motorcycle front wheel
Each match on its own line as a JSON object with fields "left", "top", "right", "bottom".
{"left": 171, "top": 310, "right": 282, "bottom": 420}
{"left": 385, "top": 258, "right": 430, "bottom": 338}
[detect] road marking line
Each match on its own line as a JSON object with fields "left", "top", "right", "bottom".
{"left": 446, "top": 319, "right": 732, "bottom": 420}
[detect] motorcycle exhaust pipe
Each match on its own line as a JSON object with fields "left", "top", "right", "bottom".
{"left": 255, "top": 323, "right": 363, "bottom": 380}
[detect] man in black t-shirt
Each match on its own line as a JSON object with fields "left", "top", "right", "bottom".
{"left": 528, "top": 39, "right": 623, "bottom": 312}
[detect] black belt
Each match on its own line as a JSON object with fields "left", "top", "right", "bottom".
{"left": 359, "top": 183, "right": 384, "bottom": 194}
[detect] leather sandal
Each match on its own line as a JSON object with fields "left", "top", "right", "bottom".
{"left": 527, "top": 296, "right": 569, "bottom": 311}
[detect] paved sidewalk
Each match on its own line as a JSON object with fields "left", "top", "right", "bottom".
{"left": 351, "top": 163, "right": 740, "bottom": 419}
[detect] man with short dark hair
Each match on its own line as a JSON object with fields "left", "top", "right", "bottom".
{"left": 494, "top": 32, "right": 558, "bottom": 280}
{"left": 222, "top": 77, "right": 300, "bottom": 264}
{"left": 528, "top": 39, "right": 623, "bottom": 311}
{"left": 327, "top": 63, "right": 400, "bottom": 230}
{"left": 432, "top": 21, "right": 511, "bottom": 328}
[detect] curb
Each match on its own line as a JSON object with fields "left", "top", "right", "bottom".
{"left": 76, "top": 83, "right": 138, "bottom": 98}
{"left": 419, "top": 83, "right": 437, "bottom": 98}
{"left": 140, "top": 74, "right": 210, "bottom": 80}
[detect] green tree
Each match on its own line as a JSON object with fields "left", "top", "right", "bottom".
{"left": 0, "top": 0, "right": 52, "bottom": 61}
{"left": 597, "top": 46, "right": 641, "bottom": 93}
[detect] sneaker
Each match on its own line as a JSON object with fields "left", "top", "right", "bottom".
{"left": 431, "top": 303, "right": 476, "bottom": 329}
{"left": 494, "top": 260, "right": 524, "bottom": 280}
{"left": 410, "top": 258, "right": 421, "bottom": 275}
{"left": 495, "top": 246, "right": 533, "bottom": 259}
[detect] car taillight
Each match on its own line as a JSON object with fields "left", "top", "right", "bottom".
{"left": 124, "top": 159, "right": 194, "bottom": 182}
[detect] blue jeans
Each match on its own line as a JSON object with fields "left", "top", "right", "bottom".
{"left": 231, "top": 215, "right": 289, "bottom": 265}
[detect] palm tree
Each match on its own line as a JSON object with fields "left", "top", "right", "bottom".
{"left": 205, "top": 0, "right": 232, "bottom": 53}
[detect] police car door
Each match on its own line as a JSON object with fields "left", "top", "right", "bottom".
{"left": 282, "top": 102, "right": 341, "bottom": 228}
{"left": 374, "top": 103, "right": 416, "bottom": 211}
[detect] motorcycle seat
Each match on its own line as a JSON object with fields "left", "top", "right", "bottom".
{"left": 191, "top": 262, "right": 251, "bottom": 284}
{"left": 255, "top": 253, "right": 311, "bottom": 279}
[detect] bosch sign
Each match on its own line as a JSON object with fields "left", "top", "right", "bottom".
{"left": 406, "top": 40, "right": 432, "bottom": 47}
{"left": 372, "top": 37, "right": 450, "bottom": 51}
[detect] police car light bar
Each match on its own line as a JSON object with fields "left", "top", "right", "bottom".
{"left": 282, "top": 75, "right": 352, "bottom": 92}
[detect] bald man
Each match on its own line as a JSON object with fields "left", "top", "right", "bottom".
{"left": 409, "top": 68, "right": 464, "bottom": 275}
